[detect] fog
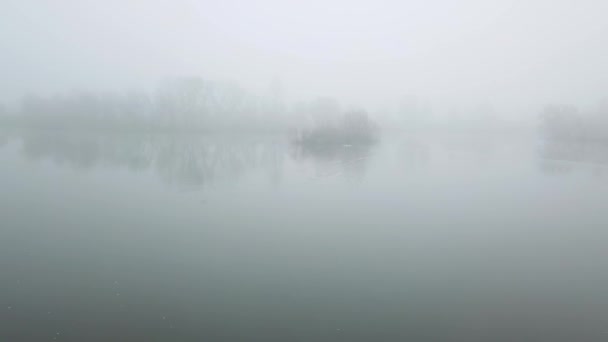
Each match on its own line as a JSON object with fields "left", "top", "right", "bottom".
{"left": 3, "top": 1, "right": 608, "bottom": 341}
{"left": 3, "top": 0, "right": 608, "bottom": 119}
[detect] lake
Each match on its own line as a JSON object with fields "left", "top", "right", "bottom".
{"left": 2, "top": 130, "right": 608, "bottom": 341}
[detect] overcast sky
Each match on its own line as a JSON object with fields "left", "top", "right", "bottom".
{"left": 2, "top": 0, "right": 608, "bottom": 117}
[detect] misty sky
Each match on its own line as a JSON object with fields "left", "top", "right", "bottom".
{"left": 2, "top": 0, "right": 608, "bottom": 117}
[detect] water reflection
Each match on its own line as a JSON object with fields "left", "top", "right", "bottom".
{"left": 8, "top": 131, "right": 377, "bottom": 188}
{"left": 15, "top": 131, "right": 601, "bottom": 184}
{"left": 539, "top": 140, "right": 608, "bottom": 176}
{"left": 154, "top": 136, "right": 286, "bottom": 188}
{"left": 2, "top": 131, "right": 550, "bottom": 186}
{"left": 291, "top": 142, "right": 373, "bottom": 181}
{"left": 15, "top": 132, "right": 289, "bottom": 188}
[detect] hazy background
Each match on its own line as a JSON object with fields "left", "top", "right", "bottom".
{"left": 2, "top": 0, "right": 608, "bottom": 120}
{"left": 4, "top": 1, "right": 608, "bottom": 341}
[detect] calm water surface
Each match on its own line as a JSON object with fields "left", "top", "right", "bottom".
{"left": 2, "top": 131, "right": 608, "bottom": 341}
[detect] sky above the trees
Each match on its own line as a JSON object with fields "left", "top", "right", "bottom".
{"left": 2, "top": 0, "right": 608, "bottom": 117}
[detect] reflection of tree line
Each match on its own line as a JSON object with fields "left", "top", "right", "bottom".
{"left": 19, "top": 133, "right": 287, "bottom": 187}
{"left": 539, "top": 140, "right": 608, "bottom": 175}
{"left": 290, "top": 143, "right": 373, "bottom": 181}
{"left": 15, "top": 132, "right": 374, "bottom": 187}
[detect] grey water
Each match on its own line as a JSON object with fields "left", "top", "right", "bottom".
{"left": 2, "top": 130, "right": 608, "bottom": 341}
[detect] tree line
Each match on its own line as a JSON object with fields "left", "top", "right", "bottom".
{"left": 0, "top": 77, "right": 379, "bottom": 146}
{"left": 3, "top": 77, "right": 288, "bottom": 133}
{"left": 539, "top": 102, "right": 608, "bottom": 142}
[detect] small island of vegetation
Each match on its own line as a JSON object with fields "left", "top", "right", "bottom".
{"left": 291, "top": 96, "right": 379, "bottom": 148}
